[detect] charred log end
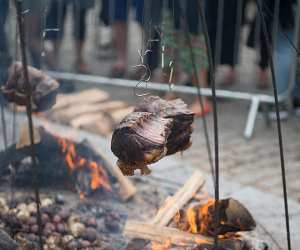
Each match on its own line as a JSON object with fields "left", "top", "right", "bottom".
{"left": 180, "top": 198, "right": 256, "bottom": 238}
{"left": 224, "top": 199, "right": 256, "bottom": 232}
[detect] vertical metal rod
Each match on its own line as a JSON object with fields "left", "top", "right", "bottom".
{"left": 14, "top": 1, "right": 44, "bottom": 249}
{"left": 255, "top": 1, "right": 292, "bottom": 249}
{"left": 233, "top": 0, "right": 244, "bottom": 66}
{"left": 0, "top": 103, "right": 8, "bottom": 150}
{"left": 214, "top": 0, "right": 224, "bottom": 67}
{"left": 177, "top": 1, "right": 215, "bottom": 188}
{"left": 198, "top": 0, "right": 220, "bottom": 247}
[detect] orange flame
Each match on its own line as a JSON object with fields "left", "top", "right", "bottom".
{"left": 199, "top": 198, "right": 215, "bottom": 234}
{"left": 151, "top": 240, "right": 171, "bottom": 250}
{"left": 187, "top": 206, "right": 198, "bottom": 233}
{"left": 184, "top": 198, "right": 216, "bottom": 235}
{"left": 57, "top": 138, "right": 112, "bottom": 194}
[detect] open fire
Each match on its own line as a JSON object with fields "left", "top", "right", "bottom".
{"left": 57, "top": 137, "right": 112, "bottom": 198}
{"left": 182, "top": 198, "right": 256, "bottom": 236}
{"left": 169, "top": 198, "right": 257, "bottom": 249}
{"left": 0, "top": 125, "right": 114, "bottom": 198}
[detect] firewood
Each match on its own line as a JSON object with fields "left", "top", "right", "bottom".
{"left": 151, "top": 171, "right": 205, "bottom": 226}
{"left": 86, "top": 141, "right": 137, "bottom": 200}
{"left": 110, "top": 106, "right": 134, "bottom": 123}
{"left": 1, "top": 61, "right": 59, "bottom": 111}
{"left": 70, "top": 113, "right": 109, "bottom": 128}
{"left": 49, "top": 101, "right": 127, "bottom": 123}
{"left": 124, "top": 220, "right": 213, "bottom": 247}
{"left": 51, "top": 88, "right": 109, "bottom": 111}
{"left": 124, "top": 221, "right": 250, "bottom": 250}
{"left": 111, "top": 112, "right": 173, "bottom": 175}
{"left": 80, "top": 120, "right": 113, "bottom": 137}
{"left": 16, "top": 123, "right": 42, "bottom": 149}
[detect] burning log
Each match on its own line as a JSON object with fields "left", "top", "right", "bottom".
{"left": 124, "top": 221, "right": 267, "bottom": 250}
{"left": 124, "top": 220, "right": 213, "bottom": 247}
{"left": 1, "top": 62, "right": 59, "bottom": 111}
{"left": 180, "top": 198, "right": 256, "bottom": 236}
{"left": 111, "top": 96, "right": 194, "bottom": 175}
{"left": 0, "top": 125, "right": 113, "bottom": 198}
{"left": 151, "top": 171, "right": 205, "bottom": 226}
{"left": 34, "top": 119, "right": 137, "bottom": 200}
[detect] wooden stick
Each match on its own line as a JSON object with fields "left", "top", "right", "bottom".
{"left": 151, "top": 170, "right": 205, "bottom": 226}
{"left": 124, "top": 220, "right": 213, "bottom": 246}
{"left": 87, "top": 140, "right": 137, "bottom": 201}
{"left": 33, "top": 118, "right": 137, "bottom": 201}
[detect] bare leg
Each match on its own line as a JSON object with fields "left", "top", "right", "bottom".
{"left": 222, "top": 66, "right": 236, "bottom": 86}
{"left": 25, "top": 14, "right": 42, "bottom": 68}
{"left": 258, "top": 67, "right": 270, "bottom": 89}
{"left": 190, "top": 69, "right": 211, "bottom": 117}
{"left": 111, "top": 21, "right": 127, "bottom": 77}
{"left": 45, "top": 40, "right": 61, "bottom": 70}
{"left": 74, "top": 41, "right": 89, "bottom": 73}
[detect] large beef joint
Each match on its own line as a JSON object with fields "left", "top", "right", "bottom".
{"left": 1, "top": 62, "right": 59, "bottom": 111}
{"left": 111, "top": 96, "right": 194, "bottom": 175}
{"left": 111, "top": 112, "right": 173, "bottom": 175}
{"left": 135, "top": 96, "right": 194, "bottom": 155}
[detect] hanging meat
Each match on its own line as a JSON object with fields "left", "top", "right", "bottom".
{"left": 111, "top": 96, "right": 194, "bottom": 175}
{"left": 135, "top": 96, "right": 194, "bottom": 155}
{"left": 111, "top": 112, "right": 173, "bottom": 175}
{"left": 1, "top": 62, "right": 59, "bottom": 111}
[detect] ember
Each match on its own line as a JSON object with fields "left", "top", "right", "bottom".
{"left": 178, "top": 198, "right": 256, "bottom": 236}
{"left": 0, "top": 126, "right": 113, "bottom": 197}
{"left": 57, "top": 137, "right": 112, "bottom": 195}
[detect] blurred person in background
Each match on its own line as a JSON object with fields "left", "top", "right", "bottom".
{"left": 152, "top": 0, "right": 210, "bottom": 116}
{"left": 45, "top": 0, "right": 94, "bottom": 73}
{"left": 23, "top": 0, "right": 45, "bottom": 69}
{"left": 109, "top": 0, "right": 147, "bottom": 78}
{"left": 247, "top": 0, "right": 295, "bottom": 90}
{"left": 109, "top": 0, "right": 210, "bottom": 116}
{"left": 206, "top": 0, "right": 246, "bottom": 86}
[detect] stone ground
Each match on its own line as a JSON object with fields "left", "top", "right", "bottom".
{"left": 2, "top": 5, "right": 300, "bottom": 249}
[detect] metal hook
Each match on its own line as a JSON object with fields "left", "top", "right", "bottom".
{"left": 168, "top": 60, "right": 174, "bottom": 91}
{"left": 133, "top": 63, "right": 151, "bottom": 97}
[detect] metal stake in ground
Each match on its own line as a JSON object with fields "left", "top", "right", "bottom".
{"left": 197, "top": 0, "right": 220, "bottom": 248}
{"left": 255, "top": 1, "right": 291, "bottom": 250}
{"left": 14, "top": 1, "right": 44, "bottom": 249}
